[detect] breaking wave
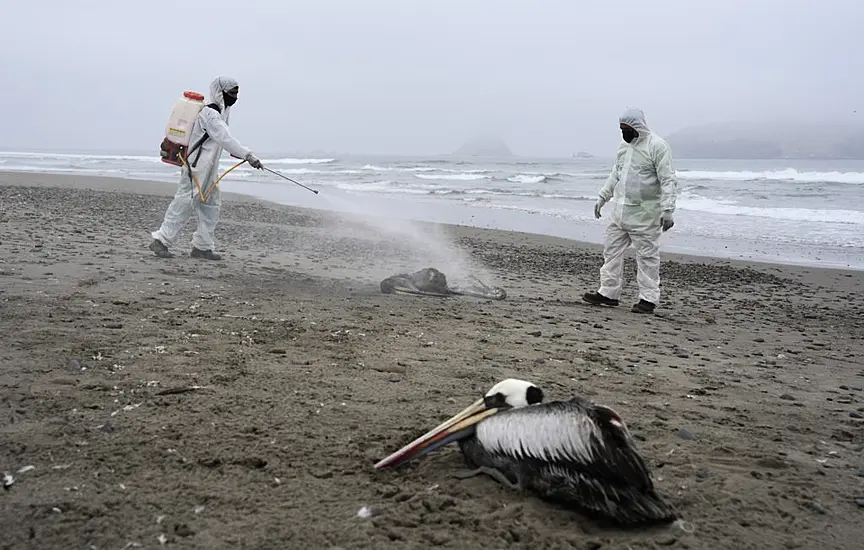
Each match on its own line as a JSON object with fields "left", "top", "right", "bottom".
{"left": 266, "top": 157, "right": 335, "bottom": 164}
{"left": 677, "top": 168, "right": 864, "bottom": 185}
{"left": 507, "top": 174, "right": 547, "bottom": 184}
{"left": 678, "top": 195, "right": 862, "bottom": 224}
{"left": 414, "top": 173, "right": 493, "bottom": 181}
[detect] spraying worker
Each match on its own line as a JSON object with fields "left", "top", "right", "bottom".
{"left": 583, "top": 107, "right": 678, "bottom": 314}
{"left": 149, "top": 76, "right": 264, "bottom": 260}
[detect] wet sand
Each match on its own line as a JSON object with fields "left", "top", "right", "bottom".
{"left": 1, "top": 171, "right": 862, "bottom": 550}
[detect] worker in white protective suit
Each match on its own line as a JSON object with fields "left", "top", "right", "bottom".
{"left": 582, "top": 107, "right": 677, "bottom": 314}
{"left": 150, "top": 76, "right": 264, "bottom": 261}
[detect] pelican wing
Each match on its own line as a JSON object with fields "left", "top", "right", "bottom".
{"left": 475, "top": 398, "right": 655, "bottom": 492}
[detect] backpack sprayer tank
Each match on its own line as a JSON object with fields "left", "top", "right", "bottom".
{"left": 159, "top": 91, "right": 206, "bottom": 166}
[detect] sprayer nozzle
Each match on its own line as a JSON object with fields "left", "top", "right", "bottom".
{"left": 262, "top": 166, "right": 320, "bottom": 195}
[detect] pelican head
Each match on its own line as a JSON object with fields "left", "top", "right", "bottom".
{"left": 374, "top": 378, "right": 545, "bottom": 469}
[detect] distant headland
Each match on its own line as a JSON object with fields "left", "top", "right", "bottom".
{"left": 452, "top": 136, "right": 514, "bottom": 157}
{"left": 665, "top": 120, "right": 864, "bottom": 160}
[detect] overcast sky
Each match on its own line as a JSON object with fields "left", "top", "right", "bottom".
{"left": 1, "top": 0, "right": 860, "bottom": 157}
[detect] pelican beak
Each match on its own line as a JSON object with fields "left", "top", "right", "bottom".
{"left": 374, "top": 397, "right": 500, "bottom": 469}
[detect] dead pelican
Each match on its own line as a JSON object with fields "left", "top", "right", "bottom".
{"left": 374, "top": 379, "right": 677, "bottom": 525}
{"left": 380, "top": 267, "right": 506, "bottom": 300}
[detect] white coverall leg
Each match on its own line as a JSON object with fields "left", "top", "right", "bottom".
{"left": 598, "top": 223, "right": 631, "bottom": 301}
{"left": 592, "top": 107, "right": 677, "bottom": 307}
{"left": 154, "top": 164, "right": 222, "bottom": 251}
{"left": 151, "top": 76, "right": 254, "bottom": 254}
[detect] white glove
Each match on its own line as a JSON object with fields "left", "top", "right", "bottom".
{"left": 594, "top": 198, "right": 607, "bottom": 219}
{"left": 245, "top": 152, "right": 263, "bottom": 169}
{"left": 661, "top": 211, "right": 674, "bottom": 231}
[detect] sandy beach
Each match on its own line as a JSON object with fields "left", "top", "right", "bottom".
{"left": 1, "top": 171, "right": 862, "bottom": 550}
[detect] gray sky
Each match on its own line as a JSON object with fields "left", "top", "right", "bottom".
{"left": 1, "top": 0, "right": 860, "bottom": 157}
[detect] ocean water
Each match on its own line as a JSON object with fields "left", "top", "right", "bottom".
{"left": 1, "top": 150, "right": 862, "bottom": 270}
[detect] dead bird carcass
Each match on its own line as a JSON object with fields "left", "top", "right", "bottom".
{"left": 379, "top": 267, "right": 506, "bottom": 300}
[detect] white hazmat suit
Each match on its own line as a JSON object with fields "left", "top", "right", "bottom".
{"left": 587, "top": 107, "right": 677, "bottom": 312}
{"left": 151, "top": 76, "right": 261, "bottom": 259}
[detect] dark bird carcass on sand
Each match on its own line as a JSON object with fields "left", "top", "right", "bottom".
{"left": 374, "top": 379, "right": 678, "bottom": 526}
{"left": 379, "top": 267, "right": 506, "bottom": 300}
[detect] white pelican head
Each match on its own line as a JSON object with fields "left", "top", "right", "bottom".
{"left": 374, "top": 378, "right": 545, "bottom": 469}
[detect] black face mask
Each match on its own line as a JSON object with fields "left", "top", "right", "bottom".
{"left": 223, "top": 91, "right": 238, "bottom": 107}
{"left": 621, "top": 127, "right": 639, "bottom": 143}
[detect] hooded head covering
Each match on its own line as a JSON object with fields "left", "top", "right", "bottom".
{"left": 209, "top": 76, "right": 239, "bottom": 121}
{"left": 619, "top": 107, "right": 650, "bottom": 134}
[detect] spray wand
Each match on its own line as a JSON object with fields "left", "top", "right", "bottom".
{"left": 262, "top": 166, "right": 319, "bottom": 194}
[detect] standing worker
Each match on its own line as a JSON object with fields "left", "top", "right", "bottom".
{"left": 149, "top": 76, "right": 264, "bottom": 261}
{"left": 583, "top": 107, "right": 678, "bottom": 314}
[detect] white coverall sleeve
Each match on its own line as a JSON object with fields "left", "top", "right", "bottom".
{"left": 199, "top": 108, "right": 252, "bottom": 159}
{"left": 653, "top": 143, "right": 677, "bottom": 213}
{"left": 598, "top": 159, "right": 619, "bottom": 202}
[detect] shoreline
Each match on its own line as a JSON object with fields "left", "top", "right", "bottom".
{"left": 2, "top": 170, "right": 861, "bottom": 276}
